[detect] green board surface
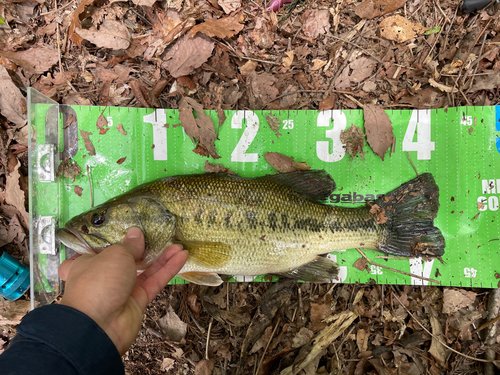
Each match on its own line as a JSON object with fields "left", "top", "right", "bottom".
{"left": 29, "top": 92, "right": 500, "bottom": 300}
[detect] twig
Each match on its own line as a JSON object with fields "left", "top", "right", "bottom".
{"left": 228, "top": 54, "right": 280, "bottom": 65}
{"left": 343, "top": 93, "right": 364, "bottom": 108}
{"left": 376, "top": 255, "right": 416, "bottom": 260}
{"left": 86, "top": 165, "right": 93, "bottom": 208}
{"left": 466, "top": 32, "right": 488, "bottom": 95}
{"left": 356, "top": 248, "right": 440, "bottom": 284}
{"left": 255, "top": 318, "right": 281, "bottom": 375}
{"left": 205, "top": 318, "right": 213, "bottom": 360}
{"left": 472, "top": 314, "right": 500, "bottom": 334}
{"left": 187, "top": 308, "right": 205, "bottom": 334}
{"left": 407, "top": 152, "right": 419, "bottom": 176}
{"left": 39, "top": 0, "right": 76, "bottom": 16}
{"left": 393, "top": 293, "right": 499, "bottom": 364}
{"left": 330, "top": 35, "right": 382, "bottom": 64}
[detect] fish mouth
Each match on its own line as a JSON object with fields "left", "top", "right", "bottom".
{"left": 56, "top": 224, "right": 96, "bottom": 255}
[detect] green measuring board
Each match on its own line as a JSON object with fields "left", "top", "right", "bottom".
{"left": 28, "top": 88, "right": 500, "bottom": 306}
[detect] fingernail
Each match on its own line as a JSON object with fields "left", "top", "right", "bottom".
{"left": 126, "top": 227, "right": 143, "bottom": 239}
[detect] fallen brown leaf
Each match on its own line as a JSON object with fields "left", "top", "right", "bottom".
{"left": 96, "top": 113, "right": 108, "bottom": 134}
{"left": 158, "top": 305, "right": 187, "bottom": 342}
{"left": 301, "top": 9, "right": 330, "bottom": 39}
{"left": 218, "top": 0, "right": 241, "bottom": 13}
{"left": 239, "top": 60, "right": 258, "bottom": 76}
{"left": 179, "top": 97, "right": 220, "bottom": 159}
{"left": 129, "top": 79, "right": 151, "bottom": 108}
{"left": 0, "top": 46, "right": 58, "bottom": 76}
{"left": 340, "top": 125, "right": 366, "bottom": 159}
{"left": 442, "top": 289, "right": 477, "bottom": 314}
{"left": 194, "top": 359, "right": 214, "bottom": 375}
{"left": 428, "top": 314, "right": 448, "bottom": 365}
{"left": 369, "top": 204, "right": 388, "bottom": 224}
{"left": 116, "top": 123, "right": 127, "bottom": 135}
{"left": 355, "top": 0, "right": 406, "bottom": 19}
{"left": 190, "top": 11, "right": 244, "bottom": 39}
{"left": 68, "top": 0, "right": 94, "bottom": 47}
{"left": 265, "top": 114, "right": 281, "bottom": 134}
{"left": 204, "top": 161, "right": 234, "bottom": 174}
{"left": 0, "top": 65, "right": 27, "bottom": 126}
{"left": 311, "top": 58, "right": 327, "bottom": 71}
{"left": 117, "top": 157, "right": 126, "bottom": 165}
{"left": 80, "top": 130, "right": 96, "bottom": 156}
{"left": 162, "top": 34, "right": 214, "bottom": 78}
{"left": 282, "top": 51, "right": 294, "bottom": 69}
{"left": 265, "top": 152, "right": 311, "bottom": 173}
{"left": 363, "top": 104, "right": 394, "bottom": 161}
{"left": 74, "top": 185, "right": 83, "bottom": 196}
{"left": 56, "top": 158, "right": 82, "bottom": 182}
{"left": 353, "top": 257, "right": 369, "bottom": 271}
{"left": 76, "top": 20, "right": 131, "bottom": 50}
{"left": 63, "top": 114, "right": 76, "bottom": 129}
{"left": 3, "top": 161, "right": 29, "bottom": 228}
{"left": 0, "top": 299, "right": 32, "bottom": 326}
{"left": 379, "top": 15, "right": 428, "bottom": 43}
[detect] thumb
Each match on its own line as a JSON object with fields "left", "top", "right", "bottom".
{"left": 122, "top": 227, "right": 145, "bottom": 262}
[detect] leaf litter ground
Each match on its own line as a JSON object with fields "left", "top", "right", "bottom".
{"left": 1, "top": 0, "right": 500, "bottom": 373}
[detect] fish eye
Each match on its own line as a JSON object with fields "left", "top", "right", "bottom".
{"left": 91, "top": 213, "right": 105, "bottom": 226}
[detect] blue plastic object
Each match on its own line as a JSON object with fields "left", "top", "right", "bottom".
{"left": 0, "top": 251, "right": 30, "bottom": 301}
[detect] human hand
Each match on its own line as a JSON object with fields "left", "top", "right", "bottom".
{"left": 58, "top": 227, "right": 188, "bottom": 355}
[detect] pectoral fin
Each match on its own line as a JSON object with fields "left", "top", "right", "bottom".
{"left": 179, "top": 271, "right": 223, "bottom": 286}
{"left": 272, "top": 256, "right": 340, "bottom": 282}
{"left": 174, "top": 241, "right": 231, "bottom": 269}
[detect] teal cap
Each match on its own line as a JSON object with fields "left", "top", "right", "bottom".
{"left": 0, "top": 251, "right": 30, "bottom": 301}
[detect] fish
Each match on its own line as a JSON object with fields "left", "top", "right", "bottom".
{"left": 56, "top": 171, "right": 445, "bottom": 286}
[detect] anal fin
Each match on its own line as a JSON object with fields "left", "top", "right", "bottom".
{"left": 272, "top": 256, "right": 339, "bottom": 282}
{"left": 179, "top": 271, "right": 223, "bottom": 286}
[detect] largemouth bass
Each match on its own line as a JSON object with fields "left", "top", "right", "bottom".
{"left": 57, "top": 171, "right": 445, "bottom": 286}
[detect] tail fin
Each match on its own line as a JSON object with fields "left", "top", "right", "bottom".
{"left": 373, "top": 173, "right": 445, "bottom": 257}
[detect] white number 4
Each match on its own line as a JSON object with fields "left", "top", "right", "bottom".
{"left": 464, "top": 268, "right": 477, "bottom": 278}
{"left": 283, "top": 119, "right": 294, "bottom": 129}
{"left": 461, "top": 116, "right": 473, "bottom": 126}
{"left": 402, "top": 110, "right": 435, "bottom": 160}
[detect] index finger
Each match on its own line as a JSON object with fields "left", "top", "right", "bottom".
{"left": 131, "top": 246, "right": 188, "bottom": 311}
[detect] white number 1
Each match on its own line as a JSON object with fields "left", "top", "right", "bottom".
{"left": 402, "top": 110, "right": 435, "bottom": 160}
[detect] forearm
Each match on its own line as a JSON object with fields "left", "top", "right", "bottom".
{"left": 0, "top": 304, "right": 124, "bottom": 375}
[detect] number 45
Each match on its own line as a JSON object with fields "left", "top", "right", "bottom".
{"left": 402, "top": 110, "right": 435, "bottom": 160}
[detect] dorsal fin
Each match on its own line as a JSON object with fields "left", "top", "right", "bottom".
{"left": 259, "top": 170, "right": 336, "bottom": 203}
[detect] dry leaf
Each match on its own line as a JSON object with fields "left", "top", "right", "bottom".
{"left": 160, "top": 358, "right": 175, "bottom": 372}
{"left": 194, "top": 359, "right": 214, "bottom": 375}
{"left": 63, "top": 114, "right": 76, "bottom": 129}
{"left": 247, "top": 71, "right": 279, "bottom": 108}
{"left": 369, "top": 204, "right": 388, "bottom": 224}
{"left": 282, "top": 51, "right": 294, "bottom": 69}
{"left": 340, "top": 125, "right": 366, "bottom": 159}
{"left": 218, "top": 0, "right": 241, "bottom": 14}
{"left": 117, "top": 157, "right": 126, "bottom": 165}
{"left": 0, "top": 65, "right": 26, "bottom": 126}
{"left": 68, "top": 0, "right": 94, "bottom": 47}
{"left": 363, "top": 104, "right": 394, "bottom": 161}
{"left": 3, "top": 161, "right": 29, "bottom": 228}
{"left": 74, "top": 185, "right": 83, "bottom": 196}
{"left": 76, "top": 20, "right": 131, "bottom": 50}
{"left": 239, "top": 60, "right": 258, "bottom": 76}
{"left": 56, "top": 158, "right": 82, "bottom": 182}
{"left": 116, "top": 123, "right": 127, "bottom": 135}
{"left": 311, "top": 58, "right": 327, "bottom": 71}
{"left": 80, "top": 130, "right": 96, "bottom": 156}
{"left": 96, "top": 113, "right": 108, "bottom": 134}
{"left": 469, "top": 72, "right": 500, "bottom": 92}
{"left": 0, "top": 46, "right": 58, "bottom": 76}
{"left": 399, "top": 88, "right": 445, "bottom": 108}
{"left": 265, "top": 152, "right": 311, "bottom": 173}
{"left": 162, "top": 34, "right": 214, "bottom": 78}
{"left": 356, "top": 328, "right": 369, "bottom": 352}
{"left": 0, "top": 300, "right": 31, "bottom": 325}
{"left": 429, "top": 78, "right": 458, "bottom": 93}
{"left": 204, "top": 161, "right": 234, "bottom": 174}
{"left": 353, "top": 257, "right": 369, "bottom": 271}
{"left": 132, "top": 0, "right": 156, "bottom": 5}
{"left": 379, "top": 15, "right": 428, "bottom": 43}
{"left": 190, "top": 12, "right": 244, "bottom": 39}
{"left": 302, "top": 9, "right": 330, "bottom": 39}
{"left": 158, "top": 306, "right": 187, "bottom": 342}
{"left": 179, "top": 97, "right": 220, "bottom": 159}
{"left": 265, "top": 114, "right": 281, "bottom": 133}
{"left": 319, "top": 96, "right": 334, "bottom": 110}
{"left": 355, "top": 0, "right": 407, "bottom": 19}
{"left": 442, "top": 289, "right": 477, "bottom": 314}
{"left": 428, "top": 315, "right": 447, "bottom": 365}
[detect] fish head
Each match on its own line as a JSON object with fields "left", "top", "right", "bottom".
{"left": 57, "top": 194, "right": 178, "bottom": 269}
{"left": 57, "top": 199, "right": 145, "bottom": 255}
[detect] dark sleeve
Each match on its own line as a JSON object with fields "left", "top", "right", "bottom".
{"left": 0, "top": 304, "right": 124, "bottom": 375}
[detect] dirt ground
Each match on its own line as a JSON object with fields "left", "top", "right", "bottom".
{"left": 1, "top": 0, "right": 500, "bottom": 373}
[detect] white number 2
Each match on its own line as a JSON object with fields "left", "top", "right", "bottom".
{"left": 316, "top": 111, "right": 346, "bottom": 162}
{"left": 402, "top": 110, "right": 435, "bottom": 160}
{"left": 231, "top": 111, "right": 259, "bottom": 162}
